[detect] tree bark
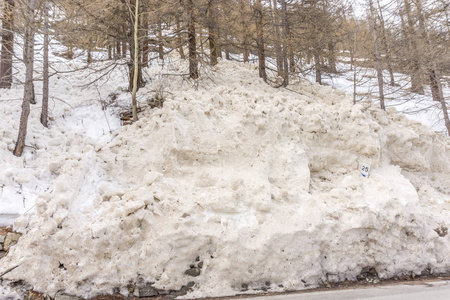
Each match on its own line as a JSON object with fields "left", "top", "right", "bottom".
{"left": 280, "top": 0, "right": 289, "bottom": 86}
{"left": 186, "top": 0, "right": 199, "bottom": 79}
{"left": 370, "top": 0, "right": 386, "bottom": 111}
{"left": 157, "top": 18, "right": 164, "bottom": 60}
{"left": 14, "top": 0, "right": 36, "bottom": 157}
{"left": 240, "top": 0, "right": 249, "bottom": 63}
{"left": 142, "top": 15, "right": 149, "bottom": 67}
{"left": 0, "top": 0, "right": 15, "bottom": 89}
{"left": 115, "top": 41, "right": 121, "bottom": 59}
{"left": 403, "top": 0, "right": 424, "bottom": 94}
{"left": 41, "top": 0, "right": 49, "bottom": 128}
{"left": 270, "top": 0, "right": 283, "bottom": 75}
{"left": 176, "top": 16, "right": 185, "bottom": 59}
{"left": 255, "top": 0, "right": 266, "bottom": 82}
{"left": 207, "top": 0, "right": 218, "bottom": 66}
{"left": 314, "top": 49, "right": 321, "bottom": 85}
{"left": 327, "top": 42, "right": 337, "bottom": 73}
{"left": 376, "top": 0, "right": 395, "bottom": 86}
{"left": 131, "top": 0, "right": 140, "bottom": 122}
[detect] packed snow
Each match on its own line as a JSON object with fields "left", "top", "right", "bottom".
{"left": 0, "top": 53, "right": 450, "bottom": 299}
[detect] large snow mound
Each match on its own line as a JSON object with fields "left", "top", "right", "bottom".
{"left": 1, "top": 60, "right": 450, "bottom": 299}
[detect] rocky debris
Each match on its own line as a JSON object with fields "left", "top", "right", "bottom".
{"left": 23, "top": 291, "right": 51, "bottom": 300}
{"left": 3, "top": 232, "right": 21, "bottom": 252}
{"left": 356, "top": 267, "right": 380, "bottom": 284}
{"left": 185, "top": 267, "right": 201, "bottom": 277}
{"left": 0, "top": 232, "right": 5, "bottom": 253}
{"left": 0, "top": 229, "right": 18, "bottom": 259}
{"left": 421, "top": 268, "right": 431, "bottom": 276}
{"left": 138, "top": 284, "right": 158, "bottom": 297}
{"left": 435, "top": 226, "right": 448, "bottom": 237}
{"left": 54, "top": 292, "right": 83, "bottom": 300}
{"left": 119, "top": 107, "right": 143, "bottom": 126}
{"left": 185, "top": 258, "right": 203, "bottom": 277}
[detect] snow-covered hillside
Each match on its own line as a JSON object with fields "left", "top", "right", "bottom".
{"left": 1, "top": 56, "right": 450, "bottom": 299}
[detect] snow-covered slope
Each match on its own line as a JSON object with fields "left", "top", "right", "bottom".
{"left": 1, "top": 58, "right": 450, "bottom": 299}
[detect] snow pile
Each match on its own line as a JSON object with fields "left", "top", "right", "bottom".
{"left": 0, "top": 59, "right": 124, "bottom": 226}
{"left": 1, "top": 59, "right": 450, "bottom": 299}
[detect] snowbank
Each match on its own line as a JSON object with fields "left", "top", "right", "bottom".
{"left": 1, "top": 59, "right": 450, "bottom": 299}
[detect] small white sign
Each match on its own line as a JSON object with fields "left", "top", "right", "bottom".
{"left": 360, "top": 162, "right": 371, "bottom": 178}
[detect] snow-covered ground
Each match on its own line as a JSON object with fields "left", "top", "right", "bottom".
{"left": 0, "top": 50, "right": 449, "bottom": 299}
{"left": 315, "top": 59, "right": 450, "bottom": 134}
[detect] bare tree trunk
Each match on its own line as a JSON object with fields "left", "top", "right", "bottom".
{"left": 376, "top": 0, "right": 395, "bottom": 86}
{"left": 286, "top": 20, "right": 295, "bottom": 73}
{"left": 314, "top": 49, "right": 321, "bottom": 84}
{"left": 41, "top": 0, "right": 49, "bottom": 128}
{"left": 207, "top": 0, "right": 218, "bottom": 66}
{"left": 270, "top": 0, "right": 283, "bottom": 75}
{"left": 14, "top": 0, "right": 35, "bottom": 157}
{"left": 157, "top": 18, "right": 164, "bottom": 60}
{"left": 108, "top": 45, "right": 112, "bottom": 60}
{"left": 403, "top": 0, "right": 424, "bottom": 94}
{"left": 225, "top": 34, "right": 230, "bottom": 60}
{"left": 186, "top": 0, "right": 199, "bottom": 79}
{"left": 255, "top": 0, "right": 266, "bottom": 82}
{"left": 280, "top": 0, "right": 289, "bottom": 86}
{"left": 327, "top": 42, "right": 337, "bottom": 73}
{"left": 115, "top": 41, "right": 121, "bottom": 59}
{"left": 413, "top": 0, "right": 442, "bottom": 103}
{"left": 370, "top": 0, "right": 386, "bottom": 111}
{"left": 216, "top": 26, "right": 222, "bottom": 59}
{"left": 240, "top": 0, "right": 249, "bottom": 63}
{"left": 142, "top": 15, "right": 149, "bottom": 67}
{"left": 87, "top": 49, "right": 92, "bottom": 64}
{"left": 176, "top": 16, "right": 185, "bottom": 59}
{"left": 0, "top": 0, "right": 15, "bottom": 89}
{"left": 131, "top": 0, "right": 140, "bottom": 122}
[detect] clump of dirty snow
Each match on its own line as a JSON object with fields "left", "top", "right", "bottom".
{"left": 1, "top": 59, "right": 450, "bottom": 299}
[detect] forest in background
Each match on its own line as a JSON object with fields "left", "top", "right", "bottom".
{"left": 1, "top": 0, "right": 449, "bottom": 157}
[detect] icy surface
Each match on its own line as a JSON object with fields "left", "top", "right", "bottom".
{"left": 0, "top": 57, "right": 450, "bottom": 299}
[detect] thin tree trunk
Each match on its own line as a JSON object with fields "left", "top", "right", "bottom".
{"left": 413, "top": 0, "right": 442, "bottom": 103}
{"left": 287, "top": 21, "right": 295, "bottom": 73}
{"left": 403, "top": 0, "right": 424, "bottom": 94}
{"left": 208, "top": 0, "right": 218, "bottom": 66}
{"left": 376, "top": 0, "right": 395, "bottom": 86}
{"left": 157, "top": 18, "right": 164, "bottom": 60}
{"left": 255, "top": 0, "right": 266, "bottom": 82}
{"left": 87, "top": 49, "right": 92, "bottom": 64}
{"left": 14, "top": 0, "right": 35, "bottom": 157}
{"left": 131, "top": 0, "right": 139, "bottom": 122}
{"left": 176, "top": 16, "right": 185, "bottom": 59}
{"left": 0, "top": 0, "right": 15, "bottom": 89}
{"left": 240, "top": 0, "right": 249, "bottom": 63}
{"left": 142, "top": 15, "right": 149, "bottom": 67}
{"left": 41, "top": 0, "right": 49, "bottom": 128}
{"left": 115, "top": 41, "right": 121, "bottom": 59}
{"left": 327, "top": 42, "right": 337, "bottom": 73}
{"left": 314, "top": 49, "right": 321, "bottom": 84}
{"left": 186, "top": 0, "right": 199, "bottom": 79}
{"left": 280, "top": 0, "right": 289, "bottom": 86}
{"left": 216, "top": 25, "right": 222, "bottom": 59}
{"left": 122, "top": 41, "right": 127, "bottom": 58}
{"left": 108, "top": 45, "right": 112, "bottom": 60}
{"left": 271, "top": 0, "right": 283, "bottom": 75}
{"left": 370, "top": 0, "right": 385, "bottom": 111}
